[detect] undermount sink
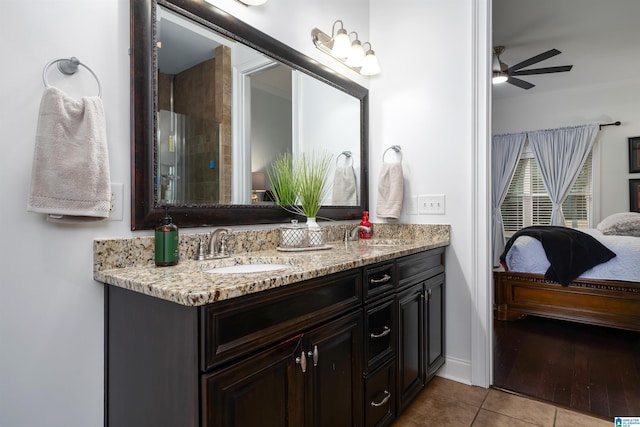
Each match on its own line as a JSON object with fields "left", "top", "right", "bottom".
{"left": 204, "top": 264, "right": 291, "bottom": 274}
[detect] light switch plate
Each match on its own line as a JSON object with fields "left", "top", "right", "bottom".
{"left": 418, "top": 194, "right": 445, "bottom": 215}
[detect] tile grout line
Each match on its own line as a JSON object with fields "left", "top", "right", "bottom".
{"left": 469, "top": 389, "right": 491, "bottom": 426}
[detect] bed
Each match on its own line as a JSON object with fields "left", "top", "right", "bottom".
{"left": 494, "top": 213, "right": 640, "bottom": 332}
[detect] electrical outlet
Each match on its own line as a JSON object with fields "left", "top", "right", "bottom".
{"left": 109, "top": 183, "right": 124, "bottom": 221}
{"left": 417, "top": 194, "right": 445, "bottom": 215}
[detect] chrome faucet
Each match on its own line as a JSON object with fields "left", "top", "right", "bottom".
{"left": 208, "top": 228, "right": 232, "bottom": 258}
{"left": 345, "top": 225, "right": 372, "bottom": 242}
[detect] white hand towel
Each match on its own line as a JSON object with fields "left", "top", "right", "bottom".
{"left": 376, "top": 162, "right": 403, "bottom": 220}
{"left": 27, "top": 87, "right": 111, "bottom": 222}
{"left": 332, "top": 165, "right": 358, "bottom": 205}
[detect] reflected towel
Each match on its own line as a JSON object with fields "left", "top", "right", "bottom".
{"left": 27, "top": 87, "right": 111, "bottom": 222}
{"left": 332, "top": 165, "right": 358, "bottom": 205}
{"left": 377, "top": 162, "right": 403, "bottom": 220}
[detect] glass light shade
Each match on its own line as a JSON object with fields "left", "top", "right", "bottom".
{"left": 360, "top": 50, "right": 381, "bottom": 76}
{"left": 331, "top": 29, "right": 351, "bottom": 59}
{"left": 346, "top": 40, "right": 365, "bottom": 68}
{"left": 492, "top": 72, "right": 508, "bottom": 84}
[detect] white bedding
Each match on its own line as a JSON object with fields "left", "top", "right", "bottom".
{"left": 504, "top": 228, "right": 640, "bottom": 283}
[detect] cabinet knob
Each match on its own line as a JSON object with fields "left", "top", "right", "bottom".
{"left": 295, "top": 350, "right": 307, "bottom": 373}
{"left": 307, "top": 345, "right": 319, "bottom": 367}
{"left": 370, "top": 325, "right": 391, "bottom": 339}
{"left": 370, "top": 390, "right": 391, "bottom": 407}
{"left": 370, "top": 273, "right": 391, "bottom": 285}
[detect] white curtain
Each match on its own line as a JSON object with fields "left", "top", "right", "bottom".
{"left": 491, "top": 132, "right": 527, "bottom": 267}
{"left": 528, "top": 124, "right": 599, "bottom": 226}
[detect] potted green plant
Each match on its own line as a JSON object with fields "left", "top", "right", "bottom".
{"left": 268, "top": 150, "right": 333, "bottom": 245}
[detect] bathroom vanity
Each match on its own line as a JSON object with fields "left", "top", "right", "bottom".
{"left": 96, "top": 224, "right": 449, "bottom": 427}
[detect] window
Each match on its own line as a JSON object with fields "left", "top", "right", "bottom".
{"left": 500, "top": 142, "right": 592, "bottom": 237}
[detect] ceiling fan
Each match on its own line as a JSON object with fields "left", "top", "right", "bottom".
{"left": 492, "top": 46, "right": 573, "bottom": 89}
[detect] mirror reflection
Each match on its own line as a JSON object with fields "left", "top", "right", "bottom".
{"left": 155, "top": 5, "right": 361, "bottom": 207}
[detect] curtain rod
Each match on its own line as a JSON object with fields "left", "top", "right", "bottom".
{"left": 599, "top": 121, "right": 621, "bottom": 130}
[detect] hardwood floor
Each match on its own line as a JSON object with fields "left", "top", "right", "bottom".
{"left": 493, "top": 316, "right": 640, "bottom": 419}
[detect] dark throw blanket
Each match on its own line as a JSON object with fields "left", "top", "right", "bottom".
{"left": 500, "top": 226, "right": 616, "bottom": 286}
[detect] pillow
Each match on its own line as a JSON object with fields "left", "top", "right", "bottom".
{"left": 597, "top": 212, "right": 640, "bottom": 237}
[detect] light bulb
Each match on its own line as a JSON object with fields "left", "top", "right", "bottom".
{"left": 360, "top": 49, "right": 381, "bottom": 76}
{"left": 492, "top": 72, "right": 508, "bottom": 84}
{"left": 331, "top": 29, "right": 351, "bottom": 59}
{"left": 346, "top": 40, "right": 365, "bottom": 68}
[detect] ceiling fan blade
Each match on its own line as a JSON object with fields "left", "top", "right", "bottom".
{"left": 512, "top": 65, "right": 573, "bottom": 76}
{"left": 508, "top": 76, "right": 535, "bottom": 90}
{"left": 508, "top": 49, "right": 561, "bottom": 73}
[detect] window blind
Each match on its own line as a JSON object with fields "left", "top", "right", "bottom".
{"left": 500, "top": 143, "right": 592, "bottom": 237}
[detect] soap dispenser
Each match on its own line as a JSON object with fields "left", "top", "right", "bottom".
{"left": 359, "top": 211, "right": 373, "bottom": 239}
{"left": 155, "top": 207, "right": 179, "bottom": 266}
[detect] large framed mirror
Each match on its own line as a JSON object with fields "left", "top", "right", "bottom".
{"left": 131, "top": 0, "right": 369, "bottom": 229}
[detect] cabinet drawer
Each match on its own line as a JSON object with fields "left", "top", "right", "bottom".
{"left": 364, "top": 262, "right": 395, "bottom": 301}
{"left": 364, "top": 358, "right": 396, "bottom": 427}
{"left": 397, "top": 248, "right": 444, "bottom": 289}
{"left": 364, "top": 297, "right": 395, "bottom": 371}
{"left": 201, "top": 270, "right": 362, "bottom": 371}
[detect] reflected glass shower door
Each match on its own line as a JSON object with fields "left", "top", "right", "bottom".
{"left": 158, "top": 110, "right": 221, "bottom": 205}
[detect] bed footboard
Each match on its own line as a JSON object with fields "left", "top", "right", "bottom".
{"left": 494, "top": 269, "right": 640, "bottom": 332}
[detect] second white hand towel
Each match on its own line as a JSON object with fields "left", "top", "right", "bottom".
{"left": 376, "top": 162, "right": 403, "bottom": 220}
{"left": 332, "top": 165, "right": 358, "bottom": 205}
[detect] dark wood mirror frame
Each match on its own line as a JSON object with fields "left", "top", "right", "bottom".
{"left": 131, "top": 0, "right": 369, "bottom": 230}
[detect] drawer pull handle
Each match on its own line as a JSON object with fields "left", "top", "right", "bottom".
{"left": 370, "top": 326, "right": 391, "bottom": 339}
{"left": 295, "top": 350, "right": 307, "bottom": 373}
{"left": 307, "top": 345, "right": 319, "bottom": 367}
{"left": 370, "top": 274, "right": 391, "bottom": 285}
{"left": 370, "top": 390, "right": 391, "bottom": 407}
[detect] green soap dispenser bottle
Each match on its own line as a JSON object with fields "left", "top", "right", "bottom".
{"left": 155, "top": 207, "right": 179, "bottom": 266}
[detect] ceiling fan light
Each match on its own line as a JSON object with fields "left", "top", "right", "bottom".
{"left": 492, "top": 71, "right": 508, "bottom": 84}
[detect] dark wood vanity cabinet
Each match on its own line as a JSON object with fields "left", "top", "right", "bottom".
{"left": 396, "top": 249, "right": 446, "bottom": 414}
{"left": 105, "top": 247, "right": 445, "bottom": 427}
{"left": 202, "top": 310, "right": 363, "bottom": 427}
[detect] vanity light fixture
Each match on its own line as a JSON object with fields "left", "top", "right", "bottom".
{"left": 330, "top": 21, "right": 351, "bottom": 58}
{"left": 345, "top": 32, "right": 365, "bottom": 68}
{"left": 312, "top": 21, "right": 381, "bottom": 76}
{"left": 360, "top": 42, "right": 381, "bottom": 76}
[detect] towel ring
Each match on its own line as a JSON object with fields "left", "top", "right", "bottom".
{"left": 42, "top": 57, "right": 102, "bottom": 98}
{"left": 382, "top": 145, "right": 402, "bottom": 162}
{"left": 336, "top": 151, "right": 353, "bottom": 166}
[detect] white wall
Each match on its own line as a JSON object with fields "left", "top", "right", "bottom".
{"left": 370, "top": 0, "right": 480, "bottom": 384}
{"left": 0, "top": 0, "right": 376, "bottom": 426}
{"left": 493, "top": 77, "right": 640, "bottom": 220}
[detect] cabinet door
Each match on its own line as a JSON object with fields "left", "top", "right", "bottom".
{"left": 305, "top": 311, "right": 363, "bottom": 427}
{"left": 396, "top": 283, "right": 425, "bottom": 413}
{"left": 425, "top": 274, "right": 445, "bottom": 379}
{"left": 201, "top": 335, "right": 305, "bottom": 427}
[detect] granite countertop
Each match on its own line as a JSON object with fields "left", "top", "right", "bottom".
{"left": 94, "top": 224, "right": 449, "bottom": 307}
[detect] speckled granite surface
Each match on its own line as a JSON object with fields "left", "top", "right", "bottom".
{"left": 94, "top": 223, "right": 449, "bottom": 306}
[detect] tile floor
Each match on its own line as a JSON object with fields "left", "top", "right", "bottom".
{"left": 392, "top": 377, "right": 613, "bottom": 427}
